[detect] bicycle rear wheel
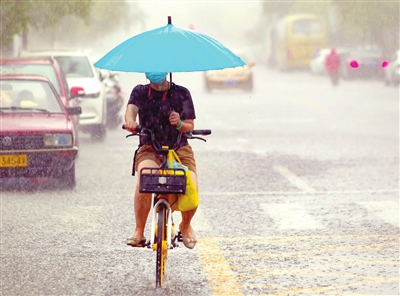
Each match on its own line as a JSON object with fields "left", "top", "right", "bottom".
{"left": 155, "top": 203, "right": 167, "bottom": 287}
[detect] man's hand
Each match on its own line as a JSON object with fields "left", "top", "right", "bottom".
{"left": 169, "top": 111, "right": 181, "bottom": 127}
{"left": 124, "top": 104, "right": 139, "bottom": 132}
{"left": 124, "top": 120, "right": 138, "bottom": 133}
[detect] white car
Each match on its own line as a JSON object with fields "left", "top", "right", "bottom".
{"left": 309, "top": 48, "right": 331, "bottom": 75}
{"left": 384, "top": 50, "right": 400, "bottom": 86}
{"left": 20, "top": 50, "right": 107, "bottom": 140}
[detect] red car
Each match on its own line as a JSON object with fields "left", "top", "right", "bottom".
{"left": 0, "top": 74, "right": 81, "bottom": 188}
{"left": 0, "top": 57, "right": 81, "bottom": 146}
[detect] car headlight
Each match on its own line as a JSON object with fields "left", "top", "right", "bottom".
{"left": 44, "top": 133, "right": 73, "bottom": 147}
{"left": 83, "top": 91, "right": 101, "bottom": 99}
{"left": 235, "top": 71, "right": 251, "bottom": 77}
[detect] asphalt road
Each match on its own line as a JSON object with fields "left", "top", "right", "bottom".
{"left": 1, "top": 66, "right": 399, "bottom": 295}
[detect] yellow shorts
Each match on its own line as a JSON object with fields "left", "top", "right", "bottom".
{"left": 135, "top": 144, "right": 197, "bottom": 173}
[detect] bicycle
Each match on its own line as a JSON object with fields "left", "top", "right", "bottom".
{"left": 123, "top": 125, "right": 211, "bottom": 287}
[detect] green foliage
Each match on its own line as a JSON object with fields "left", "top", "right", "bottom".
{"left": 291, "top": 0, "right": 331, "bottom": 17}
{"left": 28, "top": 1, "right": 141, "bottom": 50}
{"left": 0, "top": 0, "right": 30, "bottom": 50}
{"left": 29, "top": 0, "right": 91, "bottom": 29}
{"left": 261, "top": 0, "right": 399, "bottom": 55}
{"left": 332, "top": 0, "right": 399, "bottom": 55}
{"left": 262, "top": 1, "right": 296, "bottom": 19}
{"left": 262, "top": 0, "right": 332, "bottom": 25}
{"left": 0, "top": 0, "right": 91, "bottom": 50}
{"left": 56, "top": 2, "right": 133, "bottom": 43}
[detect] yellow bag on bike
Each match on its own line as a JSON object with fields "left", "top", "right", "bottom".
{"left": 168, "top": 150, "right": 199, "bottom": 212}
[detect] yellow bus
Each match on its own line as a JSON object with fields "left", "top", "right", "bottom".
{"left": 268, "top": 14, "right": 329, "bottom": 70}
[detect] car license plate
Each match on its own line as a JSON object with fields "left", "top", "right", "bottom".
{"left": 0, "top": 154, "right": 28, "bottom": 167}
{"left": 224, "top": 81, "right": 237, "bottom": 85}
{"left": 364, "top": 61, "right": 376, "bottom": 67}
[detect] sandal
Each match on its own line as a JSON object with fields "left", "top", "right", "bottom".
{"left": 126, "top": 236, "right": 146, "bottom": 247}
{"left": 179, "top": 224, "right": 197, "bottom": 249}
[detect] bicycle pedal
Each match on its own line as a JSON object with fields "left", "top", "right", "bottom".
{"left": 177, "top": 231, "right": 183, "bottom": 242}
{"left": 129, "top": 240, "right": 150, "bottom": 248}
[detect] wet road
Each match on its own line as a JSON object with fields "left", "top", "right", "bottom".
{"left": 2, "top": 66, "right": 399, "bottom": 295}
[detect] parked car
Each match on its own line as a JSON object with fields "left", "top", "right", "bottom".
{"left": 20, "top": 50, "right": 107, "bottom": 140}
{"left": 339, "top": 49, "right": 385, "bottom": 80}
{"left": 0, "top": 74, "right": 81, "bottom": 188}
{"left": 384, "top": 50, "right": 400, "bottom": 86}
{"left": 204, "top": 51, "right": 255, "bottom": 92}
{"left": 0, "top": 57, "right": 81, "bottom": 146}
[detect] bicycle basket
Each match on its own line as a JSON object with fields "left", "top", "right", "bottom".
{"left": 139, "top": 167, "right": 186, "bottom": 194}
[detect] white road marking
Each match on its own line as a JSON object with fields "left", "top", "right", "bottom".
{"left": 260, "top": 203, "right": 324, "bottom": 230}
{"left": 358, "top": 201, "right": 399, "bottom": 227}
{"left": 273, "top": 165, "right": 317, "bottom": 193}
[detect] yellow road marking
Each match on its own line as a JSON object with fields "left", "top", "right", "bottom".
{"left": 197, "top": 238, "right": 243, "bottom": 296}
{"left": 225, "top": 242, "right": 398, "bottom": 262}
{"left": 199, "top": 234, "right": 397, "bottom": 295}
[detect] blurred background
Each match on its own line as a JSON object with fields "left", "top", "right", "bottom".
{"left": 1, "top": 0, "right": 399, "bottom": 63}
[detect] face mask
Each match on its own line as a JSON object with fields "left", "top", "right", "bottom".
{"left": 145, "top": 72, "right": 167, "bottom": 84}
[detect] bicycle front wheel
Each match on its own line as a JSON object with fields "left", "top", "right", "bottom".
{"left": 156, "top": 203, "right": 167, "bottom": 287}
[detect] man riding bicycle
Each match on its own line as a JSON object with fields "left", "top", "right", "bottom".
{"left": 124, "top": 72, "right": 198, "bottom": 249}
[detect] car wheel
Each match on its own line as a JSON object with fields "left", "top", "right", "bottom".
{"left": 91, "top": 124, "right": 107, "bottom": 141}
{"left": 58, "top": 163, "right": 76, "bottom": 189}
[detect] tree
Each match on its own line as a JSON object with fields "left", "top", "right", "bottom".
{"left": 0, "top": 0, "right": 91, "bottom": 51}
{"left": 27, "top": 1, "right": 143, "bottom": 52}
{"left": 260, "top": 0, "right": 399, "bottom": 56}
{"left": 262, "top": 1, "right": 296, "bottom": 21}
{"left": 332, "top": 0, "right": 399, "bottom": 56}
{"left": 1, "top": 0, "right": 31, "bottom": 51}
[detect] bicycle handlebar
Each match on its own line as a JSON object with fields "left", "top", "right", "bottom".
{"left": 122, "top": 124, "right": 211, "bottom": 153}
{"left": 122, "top": 124, "right": 211, "bottom": 136}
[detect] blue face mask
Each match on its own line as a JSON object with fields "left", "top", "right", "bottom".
{"left": 145, "top": 72, "right": 167, "bottom": 84}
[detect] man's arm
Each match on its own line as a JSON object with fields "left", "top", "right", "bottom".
{"left": 178, "top": 119, "right": 194, "bottom": 132}
{"left": 124, "top": 104, "right": 139, "bottom": 132}
{"left": 169, "top": 111, "right": 194, "bottom": 132}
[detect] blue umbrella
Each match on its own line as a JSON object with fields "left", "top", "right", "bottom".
{"left": 94, "top": 16, "right": 245, "bottom": 73}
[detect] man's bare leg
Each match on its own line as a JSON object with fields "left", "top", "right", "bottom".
{"left": 131, "top": 159, "right": 159, "bottom": 239}
{"left": 180, "top": 170, "right": 198, "bottom": 240}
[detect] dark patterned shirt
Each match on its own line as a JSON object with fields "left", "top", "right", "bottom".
{"left": 127, "top": 82, "right": 196, "bottom": 148}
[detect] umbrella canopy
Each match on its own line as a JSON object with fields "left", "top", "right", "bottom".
{"left": 94, "top": 16, "right": 245, "bottom": 73}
